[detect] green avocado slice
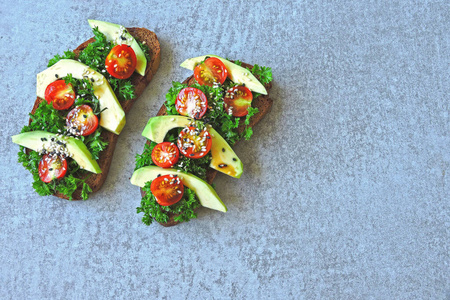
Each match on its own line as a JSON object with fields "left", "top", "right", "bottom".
{"left": 180, "top": 55, "right": 267, "bottom": 95}
{"left": 141, "top": 115, "right": 243, "bottom": 178}
{"left": 36, "top": 59, "right": 126, "bottom": 135}
{"left": 88, "top": 19, "right": 147, "bottom": 76}
{"left": 12, "top": 131, "right": 101, "bottom": 174}
{"left": 131, "top": 166, "right": 227, "bottom": 212}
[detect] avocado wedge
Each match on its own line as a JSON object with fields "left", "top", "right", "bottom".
{"left": 142, "top": 115, "right": 243, "bottom": 178}
{"left": 180, "top": 55, "right": 267, "bottom": 95}
{"left": 88, "top": 19, "right": 147, "bottom": 76}
{"left": 36, "top": 59, "right": 126, "bottom": 135}
{"left": 131, "top": 166, "right": 227, "bottom": 212}
{"left": 12, "top": 131, "right": 101, "bottom": 174}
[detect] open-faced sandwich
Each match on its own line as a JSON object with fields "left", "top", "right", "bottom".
{"left": 131, "top": 55, "right": 273, "bottom": 226}
{"left": 12, "top": 20, "right": 160, "bottom": 200}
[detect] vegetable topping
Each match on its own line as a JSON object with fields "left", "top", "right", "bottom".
{"left": 150, "top": 174, "right": 184, "bottom": 206}
{"left": 66, "top": 105, "right": 99, "bottom": 136}
{"left": 177, "top": 125, "right": 212, "bottom": 159}
{"left": 175, "top": 87, "right": 208, "bottom": 119}
{"left": 194, "top": 57, "right": 228, "bottom": 86}
{"left": 151, "top": 142, "right": 179, "bottom": 168}
{"left": 38, "top": 154, "right": 68, "bottom": 183}
{"left": 105, "top": 44, "right": 137, "bottom": 79}
{"left": 44, "top": 80, "right": 76, "bottom": 110}
{"left": 223, "top": 85, "right": 253, "bottom": 117}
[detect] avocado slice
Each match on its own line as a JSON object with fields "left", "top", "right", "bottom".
{"left": 142, "top": 115, "right": 243, "bottom": 178}
{"left": 142, "top": 115, "right": 192, "bottom": 143}
{"left": 208, "top": 126, "right": 243, "bottom": 178}
{"left": 180, "top": 55, "right": 267, "bottom": 95}
{"left": 36, "top": 59, "right": 126, "bottom": 135}
{"left": 131, "top": 166, "right": 227, "bottom": 212}
{"left": 88, "top": 19, "right": 147, "bottom": 76}
{"left": 12, "top": 131, "right": 101, "bottom": 174}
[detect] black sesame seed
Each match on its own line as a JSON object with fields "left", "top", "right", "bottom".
{"left": 51, "top": 138, "right": 55, "bottom": 141}
{"left": 55, "top": 74, "right": 58, "bottom": 78}
{"left": 189, "top": 154, "right": 195, "bottom": 157}
{"left": 121, "top": 36, "right": 126, "bottom": 40}
{"left": 49, "top": 168, "right": 53, "bottom": 171}
{"left": 232, "top": 158, "right": 237, "bottom": 161}
{"left": 91, "top": 78, "right": 95, "bottom": 82}
{"left": 157, "top": 174, "right": 161, "bottom": 177}
{"left": 83, "top": 114, "right": 87, "bottom": 118}
{"left": 222, "top": 148, "right": 225, "bottom": 152}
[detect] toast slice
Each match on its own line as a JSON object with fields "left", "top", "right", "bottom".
{"left": 29, "top": 27, "right": 161, "bottom": 200}
{"left": 140, "top": 61, "right": 272, "bottom": 226}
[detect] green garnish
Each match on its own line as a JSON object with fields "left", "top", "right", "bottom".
{"left": 137, "top": 181, "right": 201, "bottom": 225}
{"left": 250, "top": 64, "right": 272, "bottom": 85}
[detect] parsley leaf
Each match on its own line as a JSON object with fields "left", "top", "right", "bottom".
{"left": 135, "top": 142, "right": 156, "bottom": 171}
{"left": 250, "top": 64, "right": 273, "bottom": 85}
{"left": 48, "top": 50, "right": 76, "bottom": 67}
{"left": 137, "top": 181, "right": 201, "bottom": 226}
{"left": 21, "top": 102, "right": 66, "bottom": 134}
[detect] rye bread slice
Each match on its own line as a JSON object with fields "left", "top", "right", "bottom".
{"left": 29, "top": 27, "right": 161, "bottom": 200}
{"left": 139, "top": 61, "right": 272, "bottom": 226}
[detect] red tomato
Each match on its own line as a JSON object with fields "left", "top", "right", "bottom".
{"left": 177, "top": 126, "right": 212, "bottom": 159}
{"left": 151, "top": 174, "right": 184, "bottom": 206}
{"left": 194, "top": 57, "right": 228, "bottom": 86}
{"left": 151, "top": 142, "right": 179, "bottom": 168}
{"left": 223, "top": 85, "right": 253, "bottom": 117}
{"left": 175, "top": 87, "right": 208, "bottom": 119}
{"left": 105, "top": 44, "right": 137, "bottom": 79}
{"left": 38, "top": 154, "right": 68, "bottom": 183}
{"left": 44, "top": 80, "right": 76, "bottom": 110}
{"left": 66, "top": 105, "right": 99, "bottom": 136}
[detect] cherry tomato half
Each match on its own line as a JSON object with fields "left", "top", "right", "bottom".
{"left": 151, "top": 174, "right": 184, "bottom": 206}
{"left": 44, "top": 80, "right": 76, "bottom": 110}
{"left": 151, "top": 142, "right": 179, "bottom": 168}
{"left": 175, "top": 87, "right": 208, "bottom": 119}
{"left": 38, "top": 154, "right": 68, "bottom": 183}
{"left": 194, "top": 57, "right": 228, "bottom": 86}
{"left": 105, "top": 44, "right": 137, "bottom": 79}
{"left": 223, "top": 85, "right": 253, "bottom": 117}
{"left": 66, "top": 105, "right": 99, "bottom": 136}
{"left": 177, "top": 126, "right": 212, "bottom": 159}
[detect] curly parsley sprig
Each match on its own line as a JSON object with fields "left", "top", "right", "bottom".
{"left": 137, "top": 181, "right": 201, "bottom": 226}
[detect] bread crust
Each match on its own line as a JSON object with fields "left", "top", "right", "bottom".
{"left": 139, "top": 61, "right": 272, "bottom": 226}
{"left": 29, "top": 27, "right": 160, "bottom": 200}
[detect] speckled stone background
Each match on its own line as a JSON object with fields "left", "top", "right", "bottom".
{"left": 0, "top": 0, "right": 448, "bottom": 299}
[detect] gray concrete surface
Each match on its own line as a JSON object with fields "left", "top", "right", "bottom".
{"left": 1, "top": 0, "right": 448, "bottom": 299}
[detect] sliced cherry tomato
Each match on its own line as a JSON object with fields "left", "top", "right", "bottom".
{"left": 151, "top": 142, "right": 179, "bottom": 168}
{"left": 223, "top": 85, "right": 253, "bottom": 117}
{"left": 105, "top": 44, "right": 137, "bottom": 79}
{"left": 38, "top": 154, "right": 68, "bottom": 183}
{"left": 194, "top": 57, "right": 228, "bottom": 86}
{"left": 177, "top": 126, "right": 212, "bottom": 159}
{"left": 66, "top": 105, "right": 99, "bottom": 136}
{"left": 44, "top": 80, "right": 76, "bottom": 110}
{"left": 151, "top": 174, "right": 184, "bottom": 206}
{"left": 175, "top": 87, "right": 208, "bottom": 119}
